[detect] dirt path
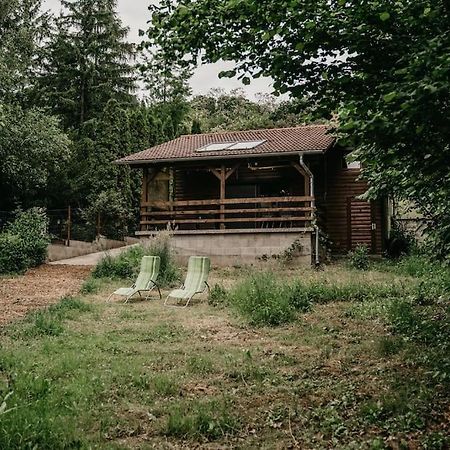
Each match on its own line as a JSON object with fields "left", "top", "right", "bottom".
{"left": 0, "top": 265, "right": 91, "bottom": 326}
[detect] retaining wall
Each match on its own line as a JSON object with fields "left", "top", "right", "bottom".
{"left": 47, "top": 238, "right": 125, "bottom": 262}
{"left": 139, "top": 230, "right": 312, "bottom": 267}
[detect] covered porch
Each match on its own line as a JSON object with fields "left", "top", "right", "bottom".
{"left": 137, "top": 157, "right": 316, "bottom": 236}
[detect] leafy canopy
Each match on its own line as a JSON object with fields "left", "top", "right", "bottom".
{"left": 146, "top": 0, "right": 450, "bottom": 258}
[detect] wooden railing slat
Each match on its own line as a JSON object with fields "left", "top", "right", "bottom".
{"left": 142, "top": 195, "right": 313, "bottom": 208}
{"left": 142, "top": 206, "right": 314, "bottom": 217}
{"left": 140, "top": 216, "right": 313, "bottom": 225}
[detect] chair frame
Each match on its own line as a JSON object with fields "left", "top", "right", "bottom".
{"left": 164, "top": 281, "right": 210, "bottom": 308}
{"left": 106, "top": 256, "right": 162, "bottom": 303}
{"left": 107, "top": 279, "right": 162, "bottom": 303}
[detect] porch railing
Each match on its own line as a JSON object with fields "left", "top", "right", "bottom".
{"left": 140, "top": 196, "right": 314, "bottom": 231}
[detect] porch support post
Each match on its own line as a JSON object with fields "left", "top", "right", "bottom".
{"left": 141, "top": 167, "right": 160, "bottom": 231}
{"left": 220, "top": 164, "right": 226, "bottom": 229}
{"left": 291, "top": 162, "right": 311, "bottom": 196}
{"left": 141, "top": 168, "right": 149, "bottom": 231}
{"left": 210, "top": 164, "right": 239, "bottom": 230}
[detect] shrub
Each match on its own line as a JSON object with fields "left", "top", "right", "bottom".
{"left": 285, "top": 280, "right": 314, "bottom": 312}
{"left": 208, "top": 283, "right": 228, "bottom": 307}
{"left": 229, "top": 272, "right": 295, "bottom": 326}
{"left": 0, "top": 233, "right": 28, "bottom": 274}
{"left": 92, "top": 233, "right": 180, "bottom": 287}
{"left": 348, "top": 244, "right": 370, "bottom": 270}
{"left": 80, "top": 277, "right": 101, "bottom": 294}
{"left": 0, "top": 208, "right": 50, "bottom": 274}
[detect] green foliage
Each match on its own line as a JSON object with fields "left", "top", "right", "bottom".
{"left": 37, "top": 0, "right": 135, "bottom": 128}
{"left": 229, "top": 269, "right": 411, "bottom": 326}
{"left": 92, "top": 238, "right": 180, "bottom": 287}
{"left": 389, "top": 295, "right": 450, "bottom": 383}
{"left": 147, "top": 0, "right": 450, "bottom": 258}
{"left": 376, "top": 255, "right": 444, "bottom": 279}
{"left": 188, "top": 88, "right": 313, "bottom": 133}
{"left": 229, "top": 272, "right": 295, "bottom": 326}
{"left": 166, "top": 400, "right": 238, "bottom": 439}
{"left": 348, "top": 245, "right": 370, "bottom": 270}
{"left": 377, "top": 336, "right": 404, "bottom": 357}
{"left": 187, "top": 356, "right": 214, "bottom": 375}
{"left": 386, "top": 221, "right": 418, "bottom": 259}
{"left": 0, "top": 233, "right": 27, "bottom": 274}
{"left": 20, "top": 296, "right": 92, "bottom": 338}
{"left": 138, "top": 49, "right": 192, "bottom": 103}
{"left": 0, "top": 0, "right": 50, "bottom": 103}
{"left": 80, "top": 277, "right": 101, "bottom": 295}
{"left": 208, "top": 283, "right": 228, "bottom": 307}
{"left": 153, "top": 374, "right": 179, "bottom": 397}
{"left": 0, "top": 104, "right": 71, "bottom": 210}
{"left": 7, "top": 208, "right": 50, "bottom": 266}
{"left": 0, "top": 208, "right": 50, "bottom": 274}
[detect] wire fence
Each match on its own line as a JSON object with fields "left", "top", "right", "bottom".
{"left": 0, "top": 208, "right": 137, "bottom": 245}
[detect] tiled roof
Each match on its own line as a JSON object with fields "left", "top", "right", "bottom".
{"left": 116, "top": 125, "right": 335, "bottom": 165}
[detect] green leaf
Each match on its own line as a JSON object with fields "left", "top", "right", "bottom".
{"left": 383, "top": 92, "right": 397, "bottom": 103}
{"left": 295, "top": 42, "right": 305, "bottom": 51}
{"left": 242, "top": 76, "right": 251, "bottom": 85}
{"left": 379, "top": 12, "right": 390, "bottom": 21}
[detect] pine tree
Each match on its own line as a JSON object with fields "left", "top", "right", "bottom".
{"left": 0, "top": 0, "right": 50, "bottom": 104}
{"left": 139, "top": 50, "right": 192, "bottom": 104}
{"left": 38, "top": 0, "right": 136, "bottom": 128}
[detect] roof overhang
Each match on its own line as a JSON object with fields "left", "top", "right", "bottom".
{"left": 114, "top": 148, "right": 332, "bottom": 166}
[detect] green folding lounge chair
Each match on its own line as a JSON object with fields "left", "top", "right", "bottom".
{"left": 107, "top": 255, "right": 161, "bottom": 303}
{"left": 164, "top": 256, "right": 210, "bottom": 308}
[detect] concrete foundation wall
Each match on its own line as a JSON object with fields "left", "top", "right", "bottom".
{"left": 47, "top": 237, "right": 125, "bottom": 262}
{"left": 140, "top": 231, "right": 312, "bottom": 267}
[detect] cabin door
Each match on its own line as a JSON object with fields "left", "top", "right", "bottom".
{"left": 347, "top": 198, "right": 377, "bottom": 253}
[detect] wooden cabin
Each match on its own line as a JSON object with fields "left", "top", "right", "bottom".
{"left": 116, "top": 125, "right": 387, "bottom": 265}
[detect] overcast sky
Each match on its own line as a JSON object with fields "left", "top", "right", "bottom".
{"left": 43, "top": 0, "right": 274, "bottom": 99}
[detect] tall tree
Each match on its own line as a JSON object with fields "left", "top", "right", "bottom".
{"left": 0, "top": 0, "right": 50, "bottom": 104}
{"left": 138, "top": 49, "right": 192, "bottom": 104}
{"left": 0, "top": 103, "right": 71, "bottom": 210}
{"left": 146, "top": 0, "right": 450, "bottom": 257}
{"left": 38, "top": 0, "right": 136, "bottom": 128}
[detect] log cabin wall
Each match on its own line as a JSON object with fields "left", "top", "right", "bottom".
{"left": 321, "top": 148, "right": 384, "bottom": 255}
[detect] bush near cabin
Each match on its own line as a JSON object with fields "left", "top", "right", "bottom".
{"left": 0, "top": 208, "right": 50, "bottom": 274}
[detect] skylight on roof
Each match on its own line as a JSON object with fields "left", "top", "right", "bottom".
{"left": 197, "top": 140, "right": 266, "bottom": 152}
{"left": 197, "top": 143, "right": 235, "bottom": 152}
{"left": 228, "top": 140, "right": 266, "bottom": 150}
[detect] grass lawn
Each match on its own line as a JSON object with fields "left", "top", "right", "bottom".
{"left": 0, "top": 262, "right": 449, "bottom": 449}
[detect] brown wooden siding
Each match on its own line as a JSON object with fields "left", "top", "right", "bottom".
{"left": 320, "top": 150, "right": 384, "bottom": 255}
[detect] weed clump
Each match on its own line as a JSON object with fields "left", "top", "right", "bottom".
{"left": 208, "top": 283, "right": 228, "bottom": 307}
{"left": 227, "top": 270, "right": 410, "bottom": 326}
{"left": 348, "top": 244, "right": 370, "bottom": 270}
{"left": 92, "top": 233, "right": 180, "bottom": 287}
{"left": 19, "top": 296, "right": 92, "bottom": 338}
{"left": 228, "top": 272, "right": 294, "bottom": 326}
{"left": 166, "top": 400, "right": 238, "bottom": 439}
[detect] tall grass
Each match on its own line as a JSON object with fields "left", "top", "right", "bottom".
{"left": 228, "top": 272, "right": 295, "bottom": 326}
{"left": 227, "top": 271, "right": 409, "bottom": 326}
{"left": 92, "top": 233, "right": 180, "bottom": 287}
